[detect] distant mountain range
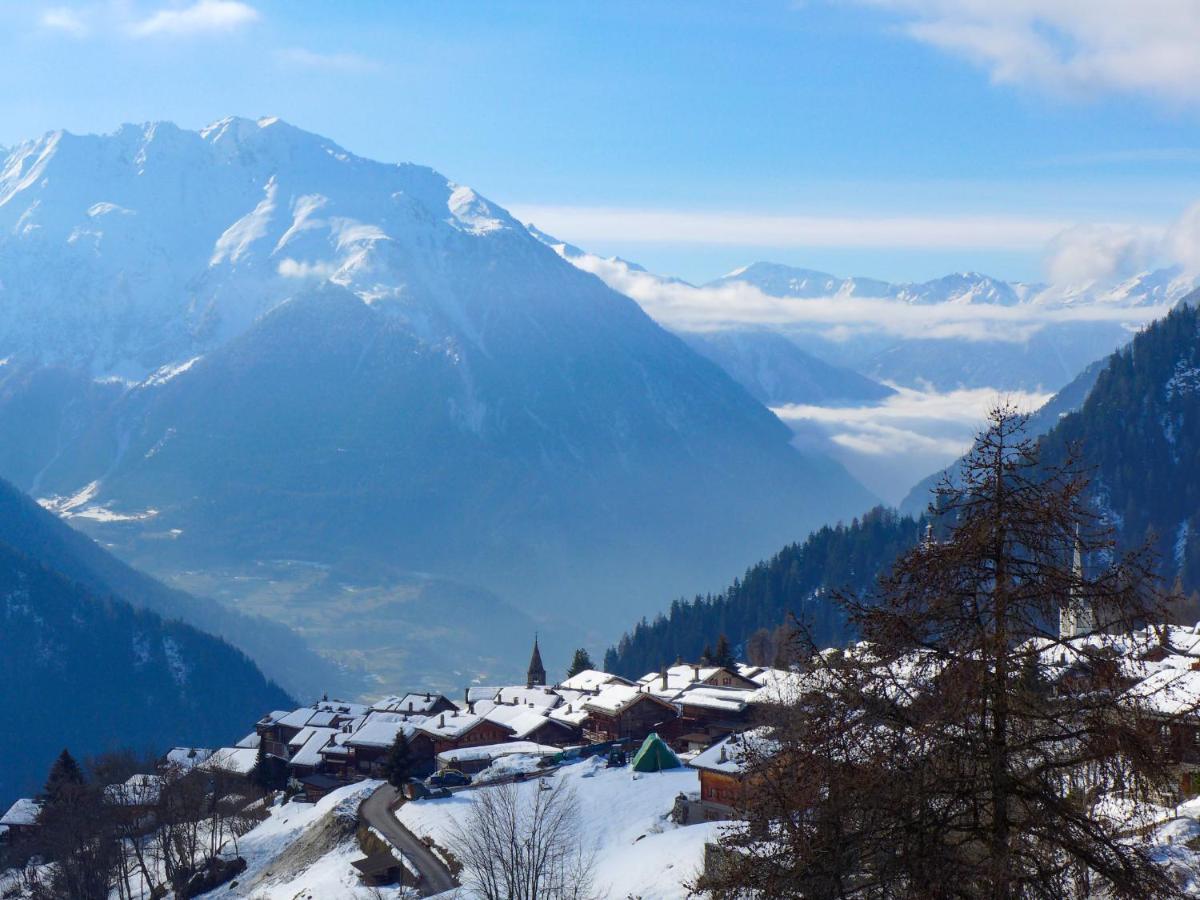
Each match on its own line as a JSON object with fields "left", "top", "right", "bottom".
{"left": 535, "top": 241, "right": 1193, "bottom": 394}
{"left": 0, "top": 474, "right": 293, "bottom": 808}
{"left": 0, "top": 118, "right": 874, "bottom": 687}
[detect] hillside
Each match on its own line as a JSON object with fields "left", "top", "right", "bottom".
{"left": 0, "top": 536, "right": 293, "bottom": 808}
{"left": 679, "top": 329, "right": 894, "bottom": 407}
{"left": 0, "top": 118, "right": 874, "bottom": 685}
{"left": 604, "top": 507, "right": 924, "bottom": 678}
{"left": 1038, "top": 298, "right": 1200, "bottom": 594}
{"left": 0, "top": 467, "right": 346, "bottom": 701}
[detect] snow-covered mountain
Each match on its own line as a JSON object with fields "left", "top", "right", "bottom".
{"left": 710, "top": 262, "right": 1038, "bottom": 306}
{"left": 538, "top": 244, "right": 1190, "bottom": 393}
{"left": 0, "top": 118, "right": 874, "bottom": 687}
{"left": 708, "top": 260, "right": 1195, "bottom": 310}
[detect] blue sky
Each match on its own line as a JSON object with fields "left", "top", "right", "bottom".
{"left": 4, "top": 0, "right": 1200, "bottom": 283}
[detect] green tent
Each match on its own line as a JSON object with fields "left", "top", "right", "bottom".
{"left": 631, "top": 732, "right": 681, "bottom": 772}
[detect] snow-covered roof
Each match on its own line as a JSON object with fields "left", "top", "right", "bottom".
{"left": 676, "top": 686, "right": 753, "bottom": 713}
{"left": 584, "top": 684, "right": 675, "bottom": 716}
{"left": 638, "top": 665, "right": 721, "bottom": 694}
{"left": 690, "top": 729, "right": 775, "bottom": 776}
{"left": 436, "top": 741, "right": 560, "bottom": 766}
{"left": 558, "top": 669, "right": 630, "bottom": 692}
{"left": 373, "top": 692, "right": 453, "bottom": 714}
{"left": 548, "top": 701, "right": 590, "bottom": 727}
{"left": 484, "top": 705, "right": 574, "bottom": 739}
{"left": 202, "top": 747, "right": 259, "bottom": 775}
{"left": 1126, "top": 668, "right": 1200, "bottom": 717}
{"left": 494, "top": 686, "right": 562, "bottom": 709}
{"left": 163, "top": 747, "right": 213, "bottom": 770}
{"left": 290, "top": 727, "right": 338, "bottom": 768}
{"left": 257, "top": 709, "right": 292, "bottom": 727}
{"left": 235, "top": 731, "right": 261, "bottom": 749}
{"left": 466, "top": 686, "right": 502, "bottom": 703}
{"left": 417, "top": 710, "right": 501, "bottom": 740}
{"left": 347, "top": 716, "right": 419, "bottom": 749}
{"left": 0, "top": 799, "right": 41, "bottom": 827}
{"left": 104, "top": 774, "right": 164, "bottom": 806}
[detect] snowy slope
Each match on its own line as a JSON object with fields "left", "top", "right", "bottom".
{"left": 396, "top": 756, "right": 722, "bottom": 899}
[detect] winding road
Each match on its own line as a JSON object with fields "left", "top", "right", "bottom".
{"left": 360, "top": 783, "right": 458, "bottom": 897}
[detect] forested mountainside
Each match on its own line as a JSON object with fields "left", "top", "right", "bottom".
{"left": 0, "top": 469, "right": 345, "bottom": 700}
{"left": 603, "top": 508, "right": 925, "bottom": 678}
{"left": 0, "top": 538, "right": 292, "bottom": 809}
{"left": 1038, "top": 299, "right": 1200, "bottom": 595}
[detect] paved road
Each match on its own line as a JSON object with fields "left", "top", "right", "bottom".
{"left": 360, "top": 783, "right": 458, "bottom": 897}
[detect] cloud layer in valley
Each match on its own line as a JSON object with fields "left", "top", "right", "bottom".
{"left": 563, "top": 252, "right": 1167, "bottom": 343}
{"left": 775, "top": 385, "right": 1053, "bottom": 504}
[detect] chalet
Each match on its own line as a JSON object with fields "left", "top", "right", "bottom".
{"left": 639, "top": 664, "right": 760, "bottom": 699}
{"left": 672, "top": 686, "right": 755, "bottom": 749}
{"left": 288, "top": 726, "right": 339, "bottom": 775}
{"left": 484, "top": 704, "right": 580, "bottom": 746}
{"left": 417, "top": 710, "right": 515, "bottom": 755}
{"left": 201, "top": 747, "right": 260, "bottom": 776}
{"left": 583, "top": 684, "right": 679, "bottom": 743}
{"left": 688, "top": 730, "right": 773, "bottom": 822}
{"left": 1126, "top": 666, "right": 1200, "bottom": 796}
{"left": 161, "top": 747, "right": 214, "bottom": 772}
{"left": 371, "top": 692, "right": 458, "bottom": 718}
{"left": 0, "top": 799, "right": 42, "bottom": 843}
{"left": 104, "top": 774, "right": 165, "bottom": 812}
{"left": 255, "top": 700, "right": 368, "bottom": 757}
{"left": 343, "top": 714, "right": 424, "bottom": 778}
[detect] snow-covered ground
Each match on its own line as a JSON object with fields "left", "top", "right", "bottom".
{"left": 205, "top": 780, "right": 410, "bottom": 900}
{"left": 397, "top": 756, "right": 724, "bottom": 899}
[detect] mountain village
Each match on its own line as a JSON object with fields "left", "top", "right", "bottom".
{"left": 9, "top": 603, "right": 1200, "bottom": 898}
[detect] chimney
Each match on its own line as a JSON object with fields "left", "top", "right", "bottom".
{"left": 718, "top": 745, "right": 727, "bottom": 764}
{"left": 439, "top": 714, "right": 445, "bottom": 728}
{"left": 468, "top": 700, "right": 476, "bottom": 714}
{"left": 464, "top": 687, "right": 470, "bottom": 706}
{"left": 692, "top": 665, "right": 700, "bottom": 682}
{"left": 425, "top": 692, "right": 431, "bottom": 701}
{"left": 408, "top": 700, "right": 413, "bottom": 712}
{"left": 660, "top": 670, "right": 668, "bottom": 690}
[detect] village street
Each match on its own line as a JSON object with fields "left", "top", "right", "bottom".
{"left": 360, "top": 784, "right": 457, "bottom": 897}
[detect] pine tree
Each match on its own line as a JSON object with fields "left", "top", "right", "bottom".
{"left": 700, "top": 643, "right": 713, "bottom": 665}
{"left": 383, "top": 732, "right": 413, "bottom": 787}
{"left": 42, "top": 748, "right": 85, "bottom": 803}
{"left": 566, "top": 648, "right": 595, "bottom": 678}
{"left": 711, "top": 633, "right": 735, "bottom": 668}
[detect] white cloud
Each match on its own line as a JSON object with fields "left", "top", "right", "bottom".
{"left": 1164, "top": 201, "right": 1200, "bottom": 276}
{"left": 1043, "top": 224, "right": 1156, "bottom": 285}
{"left": 275, "top": 47, "right": 383, "bottom": 73}
{"left": 511, "top": 204, "right": 1069, "bottom": 250}
{"left": 773, "top": 385, "right": 1051, "bottom": 502}
{"left": 858, "top": 0, "right": 1200, "bottom": 102}
{"left": 130, "top": 0, "right": 259, "bottom": 38}
{"left": 563, "top": 251, "right": 1167, "bottom": 340}
{"left": 40, "top": 7, "right": 88, "bottom": 36}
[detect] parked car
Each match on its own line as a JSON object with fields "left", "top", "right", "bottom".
{"left": 427, "top": 769, "right": 472, "bottom": 788}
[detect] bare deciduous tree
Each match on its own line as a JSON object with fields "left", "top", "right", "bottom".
{"left": 447, "top": 778, "right": 600, "bottom": 900}
{"left": 703, "top": 404, "right": 1192, "bottom": 899}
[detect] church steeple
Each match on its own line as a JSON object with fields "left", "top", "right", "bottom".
{"left": 527, "top": 634, "right": 546, "bottom": 688}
